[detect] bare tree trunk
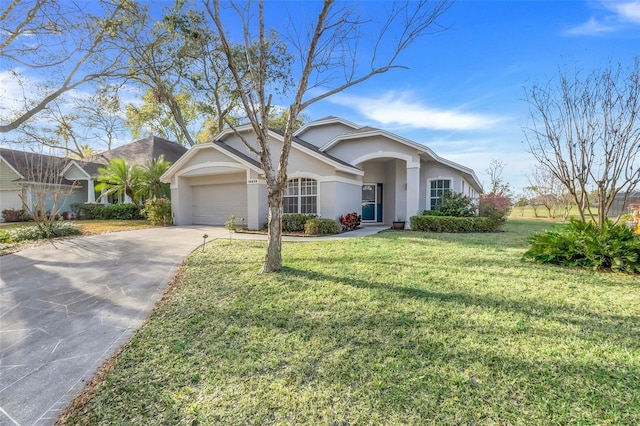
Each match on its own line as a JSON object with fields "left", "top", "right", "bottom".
{"left": 263, "top": 191, "right": 283, "bottom": 273}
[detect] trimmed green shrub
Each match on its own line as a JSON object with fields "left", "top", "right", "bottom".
{"left": 1, "top": 208, "right": 31, "bottom": 222}
{"left": 305, "top": 218, "right": 340, "bottom": 235}
{"left": 282, "top": 213, "right": 317, "bottom": 232}
{"left": 10, "top": 221, "right": 82, "bottom": 241}
{"left": 524, "top": 218, "right": 640, "bottom": 273}
{"left": 71, "top": 203, "right": 144, "bottom": 220}
{"left": 421, "top": 209, "right": 447, "bottom": 216}
{"left": 72, "top": 203, "right": 104, "bottom": 219}
{"left": 410, "top": 215, "right": 502, "bottom": 233}
{"left": 143, "top": 198, "right": 172, "bottom": 226}
{"left": 437, "top": 191, "right": 476, "bottom": 217}
{"left": 101, "top": 203, "right": 144, "bottom": 220}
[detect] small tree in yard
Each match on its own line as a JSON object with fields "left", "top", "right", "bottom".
{"left": 7, "top": 148, "right": 79, "bottom": 235}
{"left": 524, "top": 60, "right": 640, "bottom": 226}
{"left": 208, "top": 0, "right": 453, "bottom": 272}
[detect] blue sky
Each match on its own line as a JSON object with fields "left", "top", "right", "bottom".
{"left": 2, "top": 0, "right": 639, "bottom": 193}
{"left": 290, "top": 0, "right": 640, "bottom": 192}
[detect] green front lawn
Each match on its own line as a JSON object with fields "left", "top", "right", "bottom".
{"left": 64, "top": 220, "right": 639, "bottom": 425}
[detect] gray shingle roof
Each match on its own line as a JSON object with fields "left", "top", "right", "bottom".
{"left": 86, "top": 136, "right": 187, "bottom": 166}
{"left": 0, "top": 147, "right": 74, "bottom": 184}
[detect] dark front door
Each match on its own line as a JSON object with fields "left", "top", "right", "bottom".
{"left": 362, "top": 184, "right": 376, "bottom": 221}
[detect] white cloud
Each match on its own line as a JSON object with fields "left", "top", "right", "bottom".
{"left": 611, "top": 0, "right": 640, "bottom": 23}
{"left": 565, "top": 1, "right": 640, "bottom": 35}
{"left": 329, "top": 92, "right": 504, "bottom": 131}
{"left": 564, "top": 17, "right": 618, "bottom": 36}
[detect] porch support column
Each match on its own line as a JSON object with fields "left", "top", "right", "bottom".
{"left": 406, "top": 162, "right": 420, "bottom": 229}
{"left": 87, "top": 179, "right": 96, "bottom": 203}
{"left": 246, "top": 169, "right": 268, "bottom": 230}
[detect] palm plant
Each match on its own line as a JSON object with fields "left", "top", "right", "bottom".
{"left": 95, "top": 158, "right": 143, "bottom": 204}
{"left": 139, "top": 155, "right": 172, "bottom": 199}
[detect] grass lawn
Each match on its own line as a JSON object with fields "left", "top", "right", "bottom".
{"left": 64, "top": 219, "right": 639, "bottom": 425}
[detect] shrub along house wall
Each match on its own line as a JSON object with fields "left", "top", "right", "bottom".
{"left": 410, "top": 215, "right": 502, "bottom": 233}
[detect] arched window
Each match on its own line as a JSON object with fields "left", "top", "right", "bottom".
{"left": 284, "top": 178, "right": 317, "bottom": 214}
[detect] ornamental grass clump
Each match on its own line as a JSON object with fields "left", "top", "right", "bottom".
{"left": 524, "top": 218, "right": 640, "bottom": 273}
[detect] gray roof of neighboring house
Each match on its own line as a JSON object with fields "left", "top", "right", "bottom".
{"left": 86, "top": 135, "right": 188, "bottom": 167}
{"left": 615, "top": 191, "right": 640, "bottom": 199}
{"left": 0, "top": 147, "right": 75, "bottom": 185}
{"left": 2, "top": 136, "right": 188, "bottom": 183}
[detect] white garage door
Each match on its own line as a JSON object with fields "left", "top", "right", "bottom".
{"left": 192, "top": 183, "right": 248, "bottom": 225}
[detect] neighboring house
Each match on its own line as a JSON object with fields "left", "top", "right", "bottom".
{"left": 162, "top": 116, "right": 483, "bottom": 229}
{"left": 0, "top": 148, "right": 91, "bottom": 218}
{"left": 608, "top": 191, "right": 640, "bottom": 217}
{"left": 0, "top": 136, "right": 187, "bottom": 220}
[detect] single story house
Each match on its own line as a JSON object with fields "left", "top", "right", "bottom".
{"left": 0, "top": 136, "right": 186, "bottom": 220}
{"left": 162, "top": 116, "right": 483, "bottom": 229}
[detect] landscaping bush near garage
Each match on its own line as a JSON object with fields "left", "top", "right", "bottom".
{"left": 410, "top": 215, "right": 502, "bottom": 233}
{"left": 282, "top": 213, "right": 317, "bottom": 232}
{"left": 304, "top": 218, "right": 340, "bottom": 235}
{"left": 143, "top": 198, "right": 172, "bottom": 226}
{"left": 524, "top": 218, "right": 640, "bottom": 273}
{"left": 72, "top": 203, "right": 144, "bottom": 220}
{"left": 1, "top": 208, "right": 32, "bottom": 222}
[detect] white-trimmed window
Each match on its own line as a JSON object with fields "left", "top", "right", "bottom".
{"left": 430, "top": 179, "right": 451, "bottom": 209}
{"left": 284, "top": 178, "right": 317, "bottom": 214}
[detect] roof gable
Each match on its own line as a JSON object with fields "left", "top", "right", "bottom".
{"left": 214, "top": 124, "right": 362, "bottom": 175}
{"left": 0, "top": 147, "right": 72, "bottom": 184}
{"left": 320, "top": 127, "right": 482, "bottom": 191}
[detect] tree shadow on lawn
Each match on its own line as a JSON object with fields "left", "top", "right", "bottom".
{"left": 191, "top": 268, "right": 640, "bottom": 423}
{"left": 279, "top": 266, "right": 640, "bottom": 353}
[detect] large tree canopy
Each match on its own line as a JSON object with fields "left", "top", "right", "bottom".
{"left": 0, "top": 0, "right": 133, "bottom": 133}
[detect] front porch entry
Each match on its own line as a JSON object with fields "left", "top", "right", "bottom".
{"left": 362, "top": 183, "right": 383, "bottom": 222}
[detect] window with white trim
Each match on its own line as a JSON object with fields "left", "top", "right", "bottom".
{"left": 430, "top": 179, "right": 451, "bottom": 209}
{"left": 284, "top": 178, "right": 317, "bottom": 214}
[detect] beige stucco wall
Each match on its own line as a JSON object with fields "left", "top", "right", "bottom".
{"left": 318, "top": 180, "right": 361, "bottom": 220}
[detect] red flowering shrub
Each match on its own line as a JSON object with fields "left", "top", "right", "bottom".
{"left": 339, "top": 212, "right": 362, "bottom": 231}
{"left": 478, "top": 194, "right": 511, "bottom": 223}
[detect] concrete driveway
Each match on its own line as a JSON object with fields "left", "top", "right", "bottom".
{"left": 0, "top": 225, "right": 387, "bottom": 425}
{"left": 0, "top": 226, "right": 225, "bottom": 426}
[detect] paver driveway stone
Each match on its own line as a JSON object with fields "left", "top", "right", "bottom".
{"left": 0, "top": 224, "right": 386, "bottom": 425}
